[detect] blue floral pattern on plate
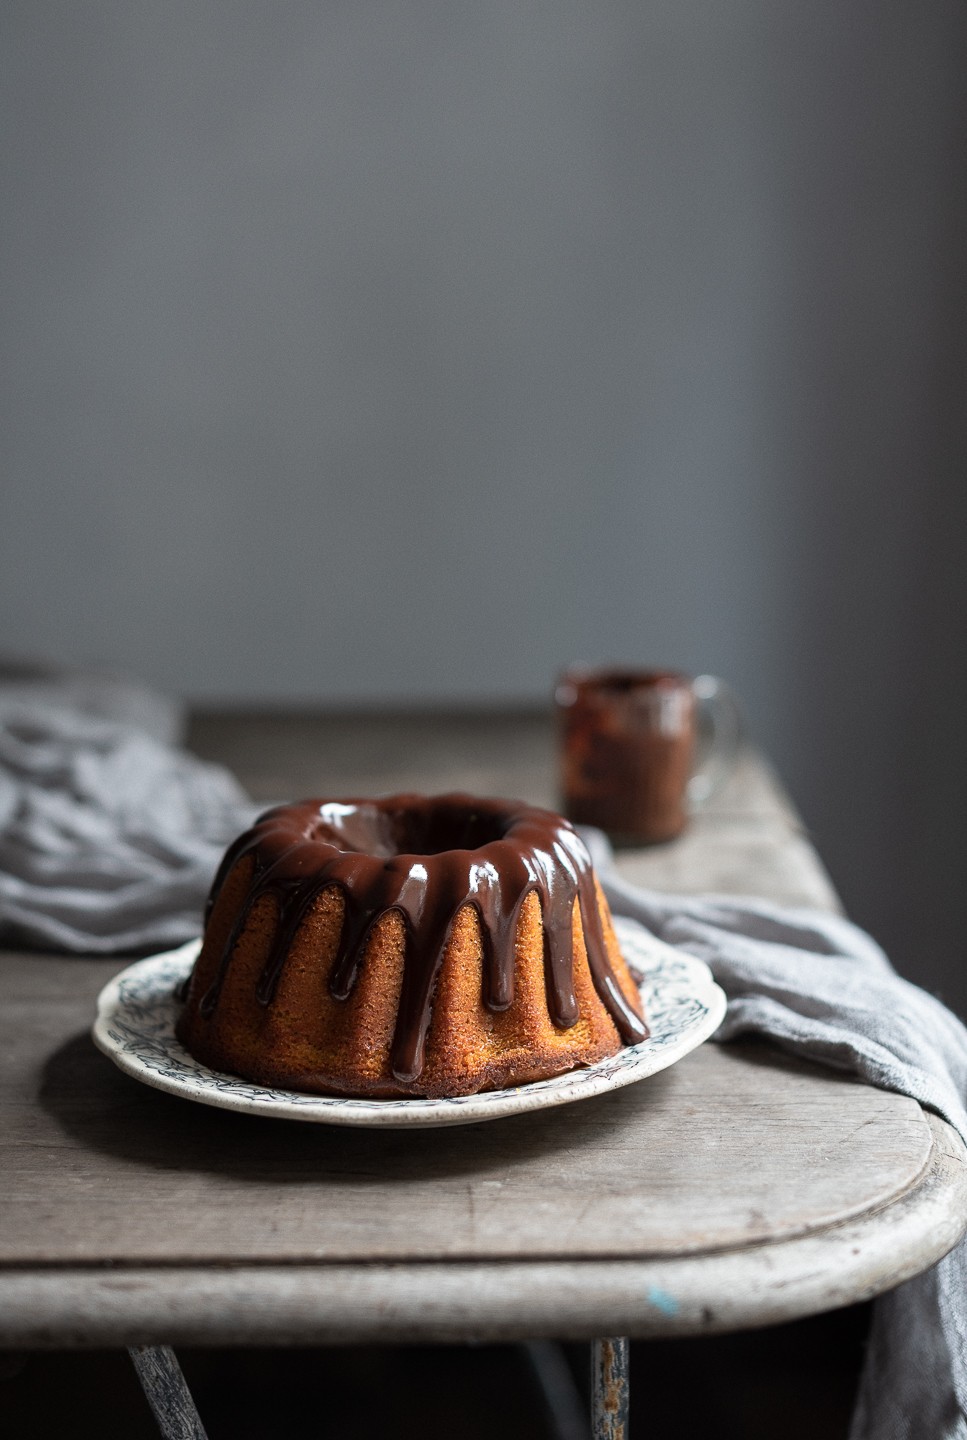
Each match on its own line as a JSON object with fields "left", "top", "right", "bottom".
{"left": 92, "top": 917, "right": 726, "bottom": 1128}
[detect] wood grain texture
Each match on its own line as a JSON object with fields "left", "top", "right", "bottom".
{"left": 0, "top": 984, "right": 932, "bottom": 1264}
{"left": 0, "top": 713, "right": 962, "bottom": 1347}
{"left": 1, "top": 1118, "right": 964, "bottom": 1350}
{"left": 127, "top": 1346, "right": 210, "bottom": 1440}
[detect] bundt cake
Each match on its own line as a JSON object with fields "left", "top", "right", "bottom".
{"left": 175, "top": 792, "right": 648, "bottom": 1099}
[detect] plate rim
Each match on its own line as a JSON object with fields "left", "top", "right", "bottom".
{"left": 91, "top": 918, "right": 726, "bottom": 1128}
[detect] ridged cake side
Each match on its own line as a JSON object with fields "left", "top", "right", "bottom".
{"left": 175, "top": 794, "right": 648, "bottom": 1099}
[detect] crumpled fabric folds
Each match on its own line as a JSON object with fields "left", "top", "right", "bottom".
{"left": 2, "top": 670, "right": 965, "bottom": 1439}
{"left": 582, "top": 828, "right": 967, "bottom": 1440}
{"left": 0, "top": 698, "right": 256, "bottom": 953}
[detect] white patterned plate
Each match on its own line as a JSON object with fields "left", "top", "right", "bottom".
{"left": 92, "top": 917, "right": 725, "bottom": 1128}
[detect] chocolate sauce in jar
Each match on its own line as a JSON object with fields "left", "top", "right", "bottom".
{"left": 556, "top": 669, "right": 697, "bottom": 845}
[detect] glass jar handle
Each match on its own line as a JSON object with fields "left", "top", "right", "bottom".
{"left": 687, "top": 674, "right": 742, "bottom": 807}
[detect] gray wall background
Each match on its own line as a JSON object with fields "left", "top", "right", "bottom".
{"left": 3, "top": 5, "right": 966, "bottom": 1007}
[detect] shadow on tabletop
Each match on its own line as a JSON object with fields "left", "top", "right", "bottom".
{"left": 29, "top": 1033, "right": 868, "bottom": 1437}
{"left": 39, "top": 1028, "right": 679, "bottom": 1181}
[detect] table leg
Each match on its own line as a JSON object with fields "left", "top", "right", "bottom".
{"left": 590, "top": 1337, "right": 630, "bottom": 1440}
{"left": 127, "top": 1345, "right": 209, "bottom": 1440}
{"left": 523, "top": 1341, "right": 590, "bottom": 1440}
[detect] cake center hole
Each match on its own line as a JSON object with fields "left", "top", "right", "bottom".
{"left": 393, "top": 804, "right": 508, "bottom": 855}
{"left": 314, "top": 800, "right": 510, "bottom": 857}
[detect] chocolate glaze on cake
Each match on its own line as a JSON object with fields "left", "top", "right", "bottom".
{"left": 197, "top": 792, "right": 647, "bottom": 1084}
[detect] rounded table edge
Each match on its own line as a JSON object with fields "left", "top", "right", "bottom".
{"left": 2, "top": 1114, "right": 965, "bottom": 1348}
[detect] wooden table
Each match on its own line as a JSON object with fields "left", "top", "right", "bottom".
{"left": 3, "top": 711, "right": 966, "bottom": 1436}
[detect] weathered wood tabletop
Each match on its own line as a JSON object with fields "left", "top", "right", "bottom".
{"left": 2, "top": 710, "right": 965, "bottom": 1349}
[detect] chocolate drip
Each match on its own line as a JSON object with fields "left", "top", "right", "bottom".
{"left": 198, "top": 794, "right": 647, "bottom": 1083}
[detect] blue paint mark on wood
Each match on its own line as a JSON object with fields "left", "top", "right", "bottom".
{"left": 646, "top": 1284, "right": 679, "bottom": 1316}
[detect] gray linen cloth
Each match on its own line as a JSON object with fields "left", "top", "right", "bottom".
{"left": 583, "top": 828, "right": 967, "bottom": 1440}
{"left": 0, "top": 682, "right": 256, "bottom": 952}
{"left": 1, "top": 674, "right": 964, "bottom": 1436}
